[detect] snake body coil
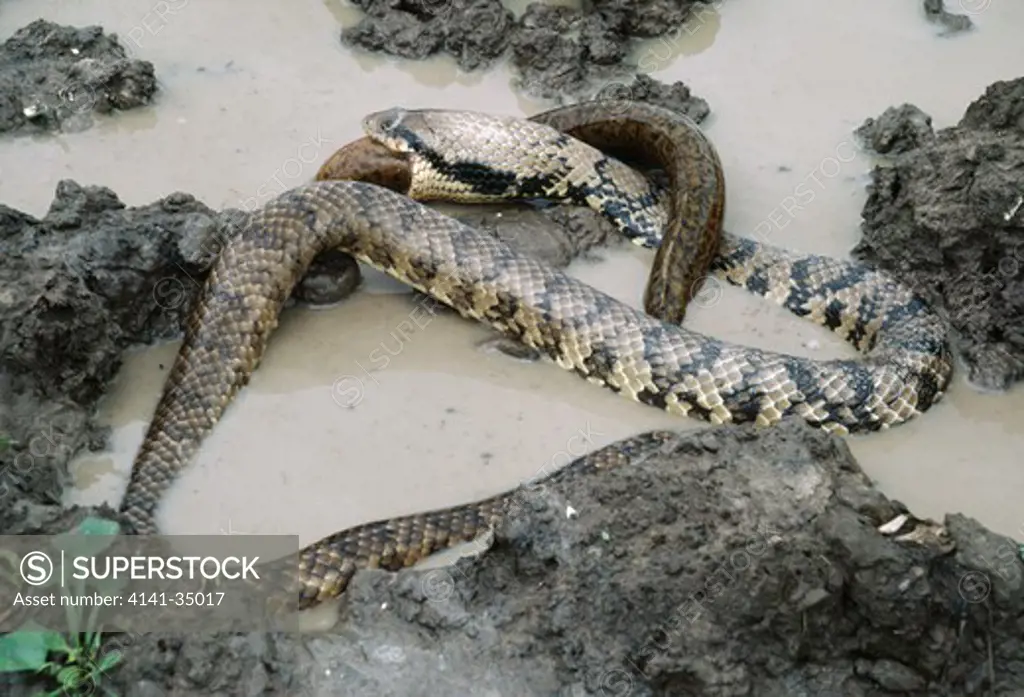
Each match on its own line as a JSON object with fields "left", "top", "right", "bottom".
{"left": 119, "top": 102, "right": 952, "bottom": 609}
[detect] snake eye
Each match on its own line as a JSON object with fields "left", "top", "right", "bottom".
{"left": 380, "top": 108, "right": 403, "bottom": 132}
{"left": 365, "top": 107, "right": 406, "bottom": 135}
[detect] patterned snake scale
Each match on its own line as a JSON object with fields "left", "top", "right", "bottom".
{"left": 118, "top": 101, "right": 953, "bottom": 610}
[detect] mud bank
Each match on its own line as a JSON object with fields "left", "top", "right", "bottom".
{"left": 341, "top": 0, "right": 979, "bottom": 100}
{"left": 341, "top": 0, "right": 718, "bottom": 100}
{"left": 204, "top": 418, "right": 1024, "bottom": 697}
{"left": 0, "top": 19, "right": 156, "bottom": 135}
{"left": 853, "top": 77, "right": 1024, "bottom": 390}
{"left": 0, "top": 178, "right": 373, "bottom": 517}
{"left": 9, "top": 421, "right": 1024, "bottom": 696}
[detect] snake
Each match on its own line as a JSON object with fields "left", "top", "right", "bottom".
{"left": 314, "top": 101, "right": 726, "bottom": 325}
{"left": 117, "top": 101, "right": 953, "bottom": 611}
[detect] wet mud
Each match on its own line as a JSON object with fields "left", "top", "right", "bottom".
{"left": 342, "top": 0, "right": 981, "bottom": 101}
{"left": 922, "top": 0, "right": 974, "bottom": 35}
{"left": 341, "top": 0, "right": 717, "bottom": 101}
{"left": 0, "top": 19, "right": 156, "bottom": 135}
{"left": 854, "top": 78, "right": 1024, "bottom": 390}
{"left": 342, "top": 0, "right": 516, "bottom": 72}
{"left": 3, "top": 12, "right": 1024, "bottom": 697}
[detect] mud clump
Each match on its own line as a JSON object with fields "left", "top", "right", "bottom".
{"left": 0, "top": 181, "right": 232, "bottom": 516}
{"left": 341, "top": 0, "right": 515, "bottom": 71}
{"left": 921, "top": 0, "right": 973, "bottom": 35}
{"left": 854, "top": 103, "right": 935, "bottom": 156}
{"left": 341, "top": 0, "right": 712, "bottom": 101}
{"left": 595, "top": 72, "right": 710, "bottom": 122}
{"left": 509, "top": 3, "right": 631, "bottom": 101}
{"left": 0, "top": 20, "right": 157, "bottom": 135}
{"left": 590, "top": 0, "right": 701, "bottom": 39}
{"left": 300, "top": 419, "right": 1022, "bottom": 697}
{"left": 854, "top": 77, "right": 1024, "bottom": 390}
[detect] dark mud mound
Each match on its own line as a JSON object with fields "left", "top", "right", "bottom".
{"left": 341, "top": 0, "right": 711, "bottom": 100}
{"left": 340, "top": 0, "right": 976, "bottom": 100}
{"left": 594, "top": 72, "right": 710, "bottom": 122}
{"left": 854, "top": 77, "right": 1024, "bottom": 390}
{"left": 298, "top": 419, "right": 1021, "bottom": 697}
{"left": 0, "top": 181, "right": 231, "bottom": 513}
{"left": 341, "top": 0, "right": 516, "bottom": 71}
{"left": 922, "top": 0, "right": 974, "bottom": 35}
{"left": 17, "top": 420, "right": 1021, "bottom": 696}
{"left": 508, "top": 3, "right": 631, "bottom": 101}
{"left": 0, "top": 20, "right": 157, "bottom": 135}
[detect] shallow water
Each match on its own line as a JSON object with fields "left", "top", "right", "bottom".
{"left": 2, "top": 0, "right": 1024, "bottom": 577}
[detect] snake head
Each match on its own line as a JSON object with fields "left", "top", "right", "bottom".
{"left": 363, "top": 107, "right": 421, "bottom": 154}
{"left": 362, "top": 107, "right": 466, "bottom": 161}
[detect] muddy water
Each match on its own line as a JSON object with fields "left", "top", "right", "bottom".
{"left": 2, "top": 0, "right": 1024, "bottom": 570}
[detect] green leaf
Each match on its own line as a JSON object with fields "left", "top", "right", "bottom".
{"left": 56, "top": 664, "right": 91, "bottom": 690}
{"left": 0, "top": 631, "right": 51, "bottom": 672}
{"left": 41, "top": 632, "right": 71, "bottom": 655}
{"left": 15, "top": 620, "right": 70, "bottom": 654}
{"left": 95, "top": 649, "right": 123, "bottom": 673}
{"left": 36, "top": 659, "right": 60, "bottom": 674}
{"left": 74, "top": 516, "right": 122, "bottom": 539}
{"left": 51, "top": 516, "right": 121, "bottom": 566}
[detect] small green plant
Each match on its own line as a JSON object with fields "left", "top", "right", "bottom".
{"left": 0, "top": 516, "right": 127, "bottom": 696}
{"left": 0, "top": 622, "right": 123, "bottom": 696}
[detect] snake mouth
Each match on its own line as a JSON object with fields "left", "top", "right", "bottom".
{"left": 362, "top": 107, "right": 417, "bottom": 153}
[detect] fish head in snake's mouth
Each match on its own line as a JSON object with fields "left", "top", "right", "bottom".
{"left": 361, "top": 107, "right": 480, "bottom": 200}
